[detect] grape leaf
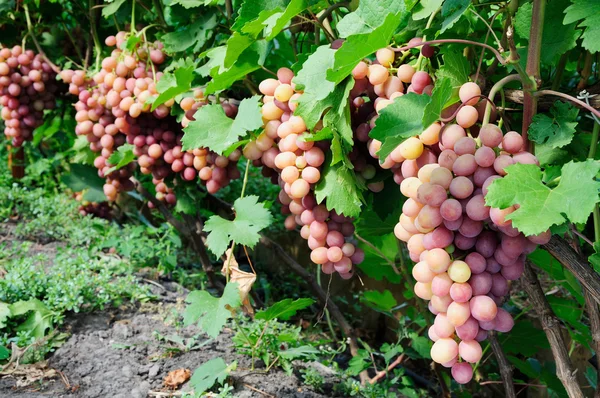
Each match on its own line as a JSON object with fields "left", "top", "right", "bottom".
{"left": 205, "top": 41, "right": 269, "bottom": 94}
{"left": 190, "top": 358, "right": 236, "bottom": 395}
{"left": 171, "top": 0, "right": 217, "bottom": 8}
{"left": 161, "top": 14, "right": 217, "bottom": 53}
{"left": 357, "top": 233, "right": 402, "bottom": 283}
{"left": 152, "top": 61, "right": 196, "bottom": 110}
{"left": 102, "top": 0, "right": 126, "bottom": 18}
{"left": 9, "top": 299, "right": 53, "bottom": 339}
{"left": 485, "top": 160, "right": 600, "bottom": 236}
{"left": 435, "top": 51, "right": 470, "bottom": 93}
{"left": 105, "top": 144, "right": 135, "bottom": 174}
{"left": 182, "top": 96, "right": 263, "bottom": 155}
{"left": 327, "top": 11, "right": 406, "bottom": 84}
{"left": 528, "top": 101, "right": 579, "bottom": 148}
{"left": 183, "top": 283, "right": 242, "bottom": 338}
{"left": 315, "top": 159, "right": 364, "bottom": 217}
{"left": 422, "top": 77, "right": 453, "bottom": 129}
{"left": 232, "top": 0, "right": 288, "bottom": 30}
{"left": 337, "top": 0, "right": 407, "bottom": 38}
{"left": 61, "top": 164, "right": 106, "bottom": 203}
{"left": 255, "top": 298, "right": 315, "bottom": 321}
{"left": 407, "top": 333, "right": 431, "bottom": 359}
{"left": 502, "top": 321, "right": 549, "bottom": 356}
{"left": 369, "top": 92, "right": 431, "bottom": 159}
{"left": 362, "top": 290, "right": 397, "bottom": 312}
{"left": 292, "top": 46, "right": 336, "bottom": 101}
{"left": 412, "top": 0, "right": 443, "bottom": 20}
{"left": 0, "top": 302, "right": 10, "bottom": 328}
{"left": 515, "top": 0, "right": 580, "bottom": 64}
{"left": 204, "top": 196, "right": 273, "bottom": 257}
{"left": 563, "top": 0, "right": 600, "bottom": 53}
{"left": 440, "top": 0, "right": 470, "bottom": 33}
{"left": 224, "top": 33, "right": 257, "bottom": 69}
{"left": 294, "top": 77, "right": 354, "bottom": 130}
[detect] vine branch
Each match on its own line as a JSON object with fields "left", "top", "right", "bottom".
{"left": 522, "top": 260, "right": 584, "bottom": 398}
{"left": 488, "top": 331, "right": 516, "bottom": 398}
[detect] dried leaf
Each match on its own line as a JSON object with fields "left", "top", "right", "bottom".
{"left": 221, "top": 249, "right": 256, "bottom": 315}
{"left": 163, "top": 368, "right": 191, "bottom": 389}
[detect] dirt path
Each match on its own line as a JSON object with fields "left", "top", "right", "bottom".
{"left": 0, "top": 281, "right": 336, "bottom": 397}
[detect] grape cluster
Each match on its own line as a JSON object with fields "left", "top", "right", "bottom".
{"left": 349, "top": 48, "right": 439, "bottom": 186}
{"left": 0, "top": 46, "right": 59, "bottom": 147}
{"left": 74, "top": 193, "right": 113, "bottom": 219}
{"left": 383, "top": 80, "right": 551, "bottom": 383}
{"left": 252, "top": 67, "right": 365, "bottom": 277}
{"left": 62, "top": 32, "right": 240, "bottom": 203}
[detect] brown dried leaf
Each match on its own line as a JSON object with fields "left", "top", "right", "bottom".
{"left": 221, "top": 249, "right": 256, "bottom": 315}
{"left": 163, "top": 368, "right": 191, "bottom": 389}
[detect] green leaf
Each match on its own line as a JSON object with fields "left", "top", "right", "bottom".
{"left": 422, "top": 77, "right": 453, "bottom": 128}
{"left": 590, "top": 243, "right": 600, "bottom": 274}
{"left": 224, "top": 33, "right": 257, "bottom": 69}
{"left": 529, "top": 101, "right": 579, "bottom": 148}
{"left": 362, "top": 290, "right": 397, "bottom": 312}
{"left": 204, "top": 196, "right": 273, "bottom": 257}
{"left": 485, "top": 160, "right": 600, "bottom": 236}
{"left": 294, "top": 77, "right": 354, "bottom": 131}
{"left": 190, "top": 358, "right": 236, "bottom": 395}
{"left": 547, "top": 296, "right": 583, "bottom": 325}
{"left": 529, "top": 249, "right": 583, "bottom": 304}
{"left": 412, "top": 0, "right": 443, "bottom": 20}
{"left": 435, "top": 51, "right": 470, "bottom": 95}
{"left": 232, "top": 0, "right": 288, "bottom": 30}
{"left": 337, "top": 0, "right": 407, "bottom": 37}
{"left": 315, "top": 158, "right": 364, "bottom": 217}
{"left": 61, "top": 164, "right": 106, "bottom": 203}
{"left": 183, "top": 283, "right": 242, "bottom": 338}
{"left": 408, "top": 333, "right": 431, "bottom": 358}
{"left": 369, "top": 93, "right": 431, "bottom": 159}
{"left": 171, "top": 0, "right": 216, "bottom": 8}
{"left": 152, "top": 61, "right": 196, "bottom": 110}
{"left": 105, "top": 144, "right": 135, "bottom": 174}
{"left": 182, "top": 96, "right": 263, "bottom": 155}
{"left": 102, "top": 0, "right": 126, "bottom": 18}
{"left": 205, "top": 41, "right": 269, "bottom": 94}
{"left": 502, "top": 320, "right": 549, "bottom": 356}
{"left": 0, "top": 302, "right": 10, "bottom": 328}
{"left": 440, "top": 0, "right": 470, "bottom": 33}
{"left": 357, "top": 233, "right": 403, "bottom": 283}
{"left": 563, "top": 0, "right": 600, "bottom": 53}
{"left": 278, "top": 345, "right": 320, "bottom": 359}
{"left": 0, "top": 345, "right": 9, "bottom": 360}
{"left": 9, "top": 299, "right": 53, "bottom": 339}
{"left": 347, "top": 350, "right": 370, "bottom": 375}
{"left": 162, "top": 14, "right": 218, "bottom": 53}
{"left": 515, "top": 0, "right": 581, "bottom": 64}
{"left": 255, "top": 298, "right": 315, "bottom": 321}
{"left": 292, "top": 46, "right": 336, "bottom": 101}
{"left": 327, "top": 11, "right": 406, "bottom": 84}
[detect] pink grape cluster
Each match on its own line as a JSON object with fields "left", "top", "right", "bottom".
{"left": 251, "top": 67, "right": 365, "bottom": 277}
{"left": 389, "top": 82, "right": 551, "bottom": 384}
{"left": 0, "top": 46, "right": 59, "bottom": 147}
{"left": 349, "top": 47, "right": 440, "bottom": 186}
{"left": 62, "top": 32, "right": 240, "bottom": 203}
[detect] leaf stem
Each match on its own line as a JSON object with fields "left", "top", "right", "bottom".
{"left": 22, "top": 4, "right": 60, "bottom": 73}
{"left": 240, "top": 159, "right": 251, "bottom": 198}
{"left": 551, "top": 52, "right": 569, "bottom": 91}
{"left": 316, "top": 266, "right": 338, "bottom": 341}
{"left": 131, "top": 0, "right": 136, "bottom": 33}
{"left": 89, "top": 0, "right": 103, "bottom": 71}
{"left": 415, "top": 7, "right": 441, "bottom": 71}
{"left": 482, "top": 74, "right": 521, "bottom": 126}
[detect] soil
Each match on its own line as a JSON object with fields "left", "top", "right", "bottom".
{"left": 0, "top": 228, "right": 340, "bottom": 398}
{"left": 0, "top": 280, "right": 338, "bottom": 398}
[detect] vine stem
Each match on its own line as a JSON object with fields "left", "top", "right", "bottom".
{"left": 521, "top": 0, "right": 546, "bottom": 149}
{"left": 391, "top": 39, "right": 508, "bottom": 66}
{"left": 131, "top": 0, "right": 136, "bottom": 33}
{"left": 151, "top": 0, "right": 167, "bottom": 27}
{"left": 89, "top": 0, "right": 103, "bottom": 71}
{"left": 534, "top": 90, "right": 600, "bottom": 120}
{"left": 591, "top": 122, "right": 600, "bottom": 244}
{"left": 22, "top": 4, "right": 60, "bottom": 74}
{"left": 482, "top": 74, "right": 522, "bottom": 126}
{"left": 522, "top": 260, "right": 584, "bottom": 398}
{"left": 488, "top": 331, "right": 516, "bottom": 398}
{"left": 415, "top": 7, "right": 441, "bottom": 71}
{"left": 225, "top": 0, "right": 232, "bottom": 21}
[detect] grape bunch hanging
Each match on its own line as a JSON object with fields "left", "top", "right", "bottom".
{"left": 0, "top": 46, "right": 59, "bottom": 147}
{"left": 61, "top": 31, "right": 241, "bottom": 204}
{"left": 345, "top": 45, "right": 552, "bottom": 384}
